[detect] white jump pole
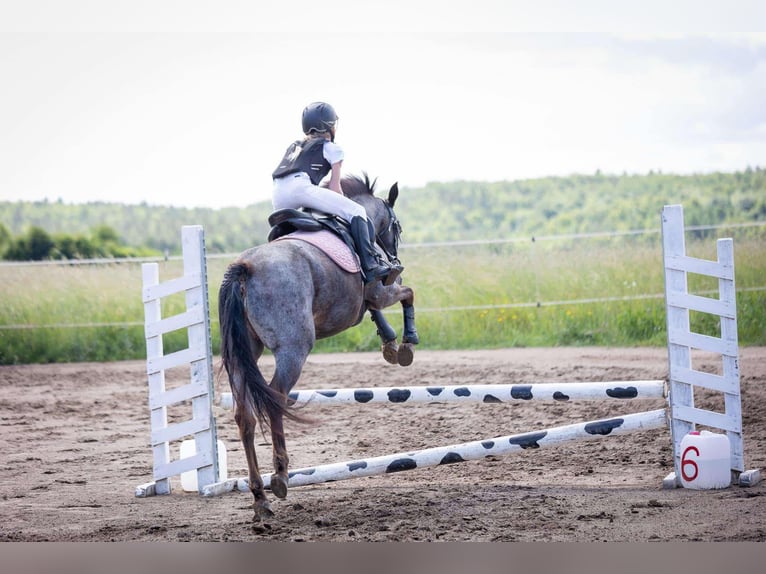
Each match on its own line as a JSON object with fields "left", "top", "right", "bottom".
{"left": 289, "top": 380, "right": 665, "bottom": 404}
{"left": 203, "top": 409, "right": 668, "bottom": 497}
{"left": 220, "top": 381, "right": 665, "bottom": 409}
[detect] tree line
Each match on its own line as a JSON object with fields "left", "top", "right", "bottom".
{"left": 0, "top": 223, "right": 159, "bottom": 261}
{"left": 1, "top": 168, "right": 764, "bottom": 260}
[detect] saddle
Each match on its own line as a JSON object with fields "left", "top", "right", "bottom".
{"left": 267, "top": 208, "right": 356, "bottom": 254}
{"left": 266, "top": 208, "right": 382, "bottom": 328}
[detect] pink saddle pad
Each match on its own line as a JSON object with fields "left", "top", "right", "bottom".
{"left": 275, "top": 230, "right": 361, "bottom": 274}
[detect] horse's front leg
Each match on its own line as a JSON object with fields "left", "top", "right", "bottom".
{"left": 397, "top": 303, "right": 419, "bottom": 366}
{"left": 402, "top": 303, "right": 419, "bottom": 344}
{"left": 369, "top": 309, "right": 399, "bottom": 365}
{"left": 366, "top": 284, "right": 419, "bottom": 366}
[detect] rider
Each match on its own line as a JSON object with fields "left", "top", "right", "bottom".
{"left": 272, "top": 101, "right": 402, "bottom": 286}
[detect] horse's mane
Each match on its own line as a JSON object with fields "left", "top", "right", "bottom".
{"left": 340, "top": 173, "right": 377, "bottom": 199}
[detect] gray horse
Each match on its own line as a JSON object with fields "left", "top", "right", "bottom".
{"left": 218, "top": 174, "right": 419, "bottom": 517}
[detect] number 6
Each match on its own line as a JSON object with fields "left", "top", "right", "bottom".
{"left": 682, "top": 445, "right": 700, "bottom": 481}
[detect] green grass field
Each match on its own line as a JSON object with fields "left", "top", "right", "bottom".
{"left": 1, "top": 234, "right": 764, "bottom": 364}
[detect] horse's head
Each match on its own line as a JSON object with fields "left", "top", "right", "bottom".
{"left": 342, "top": 173, "right": 402, "bottom": 262}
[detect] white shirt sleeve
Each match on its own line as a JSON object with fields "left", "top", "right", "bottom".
{"left": 323, "top": 141, "right": 344, "bottom": 166}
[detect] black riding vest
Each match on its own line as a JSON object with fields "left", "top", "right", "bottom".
{"left": 272, "top": 138, "right": 331, "bottom": 185}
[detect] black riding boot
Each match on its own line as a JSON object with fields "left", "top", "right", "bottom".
{"left": 349, "top": 216, "right": 403, "bottom": 286}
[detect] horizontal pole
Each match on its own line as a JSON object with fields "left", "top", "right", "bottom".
{"left": 220, "top": 381, "right": 665, "bottom": 409}
{"left": 220, "top": 381, "right": 666, "bottom": 409}
{"left": 202, "top": 408, "right": 667, "bottom": 496}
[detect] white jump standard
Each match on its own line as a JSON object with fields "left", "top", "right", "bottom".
{"left": 135, "top": 206, "right": 760, "bottom": 500}
{"left": 661, "top": 205, "right": 759, "bottom": 488}
{"left": 135, "top": 226, "right": 223, "bottom": 498}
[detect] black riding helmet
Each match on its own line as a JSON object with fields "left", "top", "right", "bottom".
{"left": 302, "top": 102, "right": 338, "bottom": 141}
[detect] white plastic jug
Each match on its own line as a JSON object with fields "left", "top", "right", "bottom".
{"left": 679, "top": 430, "right": 731, "bottom": 489}
{"left": 179, "top": 439, "right": 228, "bottom": 492}
{"left": 220, "top": 392, "right": 234, "bottom": 410}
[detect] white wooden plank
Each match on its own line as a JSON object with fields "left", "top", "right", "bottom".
{"left": 182, "top": 225, "right": 220, "bottom": 486}
{"left": 142, "top": 273, "right": 201, "bottom": 302}
{"left": 739, "top": 469, "right": 761, "bottom": 486}
{"left": 662, "top": 205, "right": 695, "bottom": 481}
{"left": 716, "top": 237, "right": 745, "bottom": 472}
{"left": 135, "top": 481, "right": 159, "bottom": 497}
{"left": 153, "top": 451, "right": 214, "bottom": 481}
{"left": 663, "top": 254, "right": 733, "bottom": 279}
{"left": 149, "top": 444, "right": 170, "bottom": 494}
{"left": 671, "top": 404, "right": 741, "bottom": 433}
{"left": 149, "top": 382, "right": 209, "bottom": 410}
{"left": 668, "top": 329, "right": 736, "bottom": 355}
{"left": 146, "top": 345, "right": 208, "bottom": 374}
{"left": 150, "top": 416, "right": 210, "bottom": 446}
{"left": 669, "top": 365, "right": 736, "bottom": 394}
{"left": 143, "top": 264, "right": 172, "bottom": 493}
{"left": 144, "top": 307, "right": 205, "bottom": 338}
{"left": 666, "top": 291, "right": 735, "bottom": 319}
{"left": 142, "top": 263, "right": 160, "bottom": 290}
{"left": 200, "top": 478, "right": 239, "bottom": 497}
{"left": 142, "top": 264, "right": 164, "bottom": 361}
{"left": 144, "top": 338, "right": 163, "bottom": 362}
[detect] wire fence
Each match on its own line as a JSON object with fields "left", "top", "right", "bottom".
{"left": 1, "top": 220, "right": 764, "bottom": 332}
{"left": 2, "top": 219, "right": 763, "bottom": 266}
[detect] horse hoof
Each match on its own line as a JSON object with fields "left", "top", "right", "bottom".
{"left": 403, "top": 333, "right": 420, "bottom": 345}
{"left": 270, "top": 474, "right": 289, "bottom": 499}
{"left": 382, "top": 341, "right": 399, "bottom": 365}
{"left": 253, "top": 500, "right": 274, "bottom": 519}
{"left": 397, "top": 343, "right": 414, "bottom": 367}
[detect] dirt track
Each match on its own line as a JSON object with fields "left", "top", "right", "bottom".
{"left": 1, "top": 347, "right": 764, "bottom": 541}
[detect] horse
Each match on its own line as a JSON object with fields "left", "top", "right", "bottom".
{"left": 218, "top": 173, "right": 419, "bottom": 517}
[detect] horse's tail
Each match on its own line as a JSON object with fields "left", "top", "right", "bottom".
{"left": 218, "top": 261, "right": 293, "bottom": 426}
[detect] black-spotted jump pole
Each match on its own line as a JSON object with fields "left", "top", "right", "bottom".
{"left": 202, "top": 409, "right": 667, "bottom": 497}
{"left": 219, "top": 380, "right": 665, "bottom": 409}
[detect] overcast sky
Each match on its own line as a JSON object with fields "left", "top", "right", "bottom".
{"left": 1, "top": 1, "right": 765, "bottom": 208}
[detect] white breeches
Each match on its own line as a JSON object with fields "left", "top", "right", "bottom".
{"left": 272, "top": 172, "right": 366, "bottom": 223}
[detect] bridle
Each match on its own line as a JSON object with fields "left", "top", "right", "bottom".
{"left": 375, "top": 200, "right": 402, "bottom": 264}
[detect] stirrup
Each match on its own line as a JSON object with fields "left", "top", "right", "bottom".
{"left": 382, "top": 265, "right": 402, "bottom": 286}
{"left": 364, "top": 263, "right": 402, "bottom": 286}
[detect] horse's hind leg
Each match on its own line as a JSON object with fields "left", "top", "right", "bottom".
{"left": 267, "top": 409, "right": 289, "bottom": 500}
{"left": 268, "top": 348, "right": 309, "bottom": 500}
{"left": 233, "top": 388, "right": 273, "bottom": 518}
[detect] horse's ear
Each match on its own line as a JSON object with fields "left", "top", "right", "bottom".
{"left": 388, "top": 182, "right": 399, "bottom": 207}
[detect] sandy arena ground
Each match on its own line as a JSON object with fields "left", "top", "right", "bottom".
{"left": 1, "top": 347, "right": 764, "bottom": 542}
